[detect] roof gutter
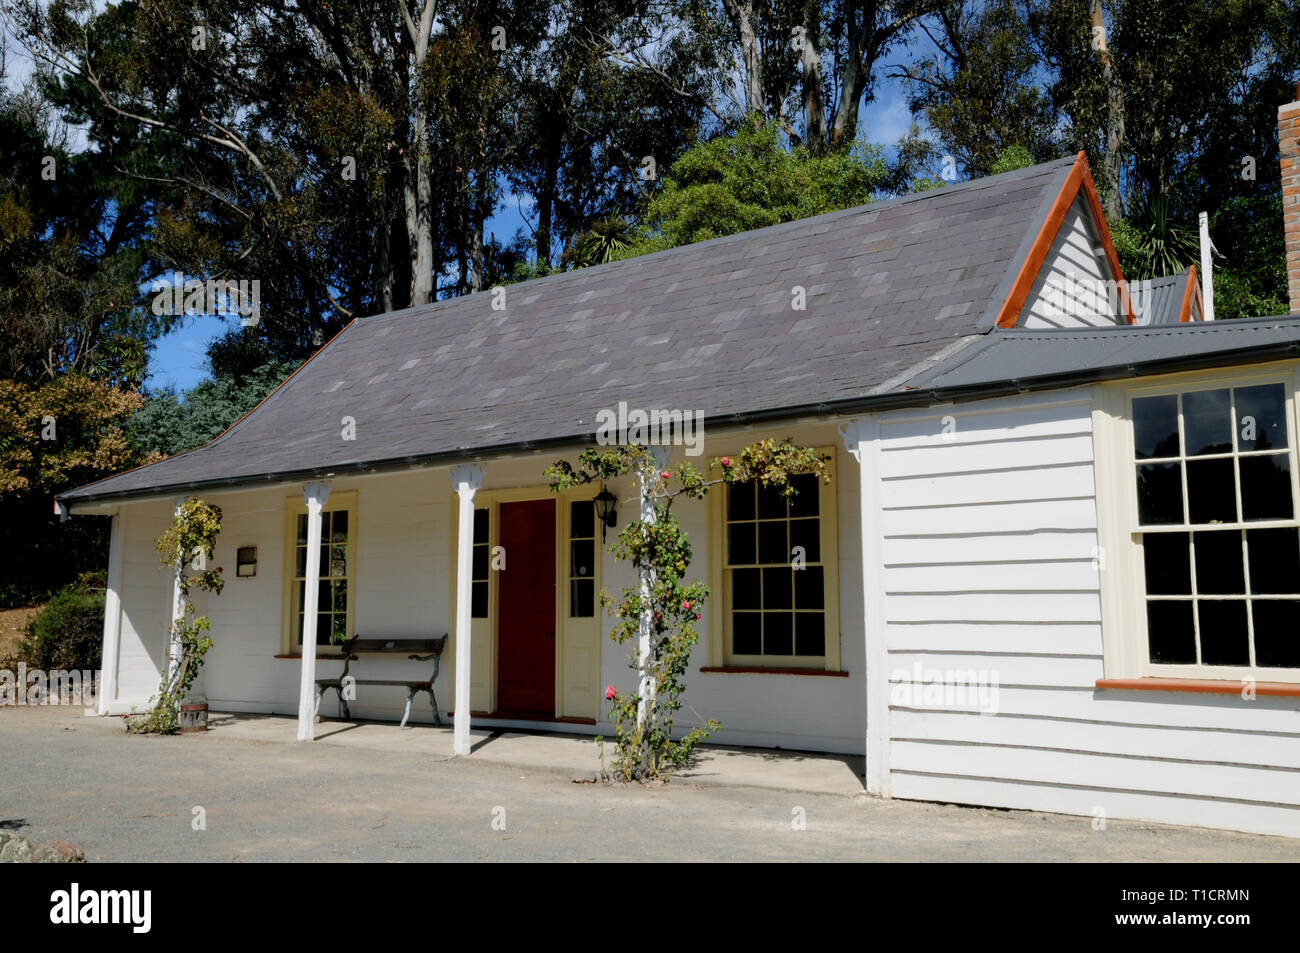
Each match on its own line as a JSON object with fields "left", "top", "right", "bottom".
{"left": 60, "top": 337, "right": 1300, "bottom": 510}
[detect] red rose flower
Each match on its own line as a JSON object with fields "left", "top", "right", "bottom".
{"left": 605, "top": 685, "right": 617, "bottom": 700}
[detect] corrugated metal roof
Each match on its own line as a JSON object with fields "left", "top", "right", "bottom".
{"left": 62, "top": 158, "right": 1078, "bottom": 504}
{"left": 1132, "top": 270, "right": 1193, "bottom": 325}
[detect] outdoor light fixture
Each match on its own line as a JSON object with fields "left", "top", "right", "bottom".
{"left": 594, "top": 485, "right": 618, "bottom": 541}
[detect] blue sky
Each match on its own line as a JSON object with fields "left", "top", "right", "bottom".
{"left": 146, "top": 83, "right": 920, "bottom": 393}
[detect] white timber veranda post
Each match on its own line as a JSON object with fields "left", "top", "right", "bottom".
{"left": 297, "top": 481, "right": 331, "bottom": 741}
{"left": 450, "top": 464, "right": 485, "bottom": 755}
{"left": 839, "top": 419, "right": 891, "bottom": 797}
{"left": 1199, "top": 211, "right": 1216, "bottom": 321}
{"left": 636, "top": 447, "right": 671, "bottom": 755}
{"left": 167, "top": 497, "right": 188, "bottom": 692}
{"left": 97, "top": 512, "right": 125, "bottom": 715}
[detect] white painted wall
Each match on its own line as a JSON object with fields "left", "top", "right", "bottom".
{"left": 1021, "top": 195, "right": 1121, "bottom": 328}
{"left": 874, "top": 388, "right": 1300, "bottom": 838}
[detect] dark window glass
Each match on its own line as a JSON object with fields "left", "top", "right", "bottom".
{"left": 1193, "top": 531, "right": 1245, "bottom": 594}
{"left": 795, "top": 566, "right": 826, "bottom": 609}
{"left": 1182, "top": 389, "right": 1233, "bottom": 456}
{"left": 471, "top": 580, "right": 489, "bottom": 618}
{"left": 472, "top": 507, "right": 488, "bottom": 544}
{"left": 1147, "top": 601, "right": 1196, "bottom": 663}
{"left": 789, "top": 519, "right": 821, "bottom": 563}
{"left": 728, "top": 481, "right": 755, "bottom": 521}
{"left": 728, "top": 523, "right": 756, "bottom": 565}
{"left": 1247, "top": 529, "right": 1300, "bottom": 594}
{"left": 1235, "top": 384, "right": 1288, "bottom": 452}
{"left": 296, "top": 514, "right": 308, "bottom": 544}
{"left": 295, "top": 545, "right": 307, "bottom": 577}
{"left": 1133, "top": 395, "right": 1180, "bottom": 459}
{"left": 795, "top": 613, "right": 825, "bottom": 657}
{"left": 732, "top": 568, "right": 760, "bottom": 610}
{"left": 316, "top": 612, "right": 331, "bottom": 646}
{"left": 332, "top": 581, "right": 347, "bottom": 613}
{"left": 1186, "top": 458, "right": 1236, "bottom": 524}
{"left": 758, "top": 521, "right": 787, "bottom": 564}
{"left": 764, "top": 612, "right": 793, "bottom": 655}
{"left": 569, "top": 579, "right": 594, "bottom": 618}
{"left": 789, "top": 474, "right": 820, "bottom": 517}
{"left": 1137, "top": 462, "right": 1184, "bottom": 524}
{"left": 331, "top": 510, "right": 348, "bottom": 539}
{"left": 570, "top": 540, "right": 594, "bottom": 578}
{"left": 757, "top": 484, "right": 787, "bottom": 520}
{"left": 471, "top": 544, "right": 489, "bottom": 580}
{"left": 762, "top": 567, "right": 792, "bottom": 609}
{"left": 733, "top": 612, "right": 761, "bottom": 655}
{"left": 570, "top": 500, "right": 594, "bottom": 539}
{"left": 1253, "top": 601, "right": 1300, "bottom": 667}
{"left": 1239, "top": 454, "right": 1293, "bottom": 521}
{"left": 1143, "top": 533, "right": 1191, "bottom": 594}
{"left": 1198, "top": 601, "right": 1250, "bottom": 665}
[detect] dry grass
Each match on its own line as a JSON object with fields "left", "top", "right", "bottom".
{"left": 0, "top": 605, "right": 42, "bottom": 661}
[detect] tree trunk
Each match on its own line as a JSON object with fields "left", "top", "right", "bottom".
{"left": 1091, "top": 1, "right": 1125, "bottom": 220}
{"left": 801, "top": 3, "right": 825, "bottom": 148}
{"left": 721, "top": 0, "right": 764, "bottom": 118}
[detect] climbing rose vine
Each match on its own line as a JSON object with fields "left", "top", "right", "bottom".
{"left": 546, "top": 439, "right": 828, "bottom": 781}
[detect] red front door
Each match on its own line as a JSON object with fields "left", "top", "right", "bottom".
{"left": 496, "top": 499, "right": 556, "bottom": 714}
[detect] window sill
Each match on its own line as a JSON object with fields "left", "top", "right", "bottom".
{"left": 1096, "top": 677, "right": 1300, "bottom": 697}
{"left": 700, "top": 666, "right": 849, "bottom": 677}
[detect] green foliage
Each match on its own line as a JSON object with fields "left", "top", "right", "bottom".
{"left": 990, "top": 145, "right": 1036, "bottom": 176}
{"left": 127, "top": 499, "right": 224, "bottom": 735}
{"left": 546, "top": 439, "right": 829, "bottom": 781}
{"left": 128, "top": 363, "right": 295, "bottom": 458}
{"left": 17, "top": 573, "right": 105, "bottom": 671}
{"left": 1110, "top": 195, "right": 1199, "bottom": 280}
{"left": 1208, "top": 195, "right": 1291, "bottom": 320}
{"left": 615, "top": 123, "right": 888, "bottom": 258}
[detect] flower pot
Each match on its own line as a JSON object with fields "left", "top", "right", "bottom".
{"left": 178, "top": 702, "right": 208, "bottom": 733}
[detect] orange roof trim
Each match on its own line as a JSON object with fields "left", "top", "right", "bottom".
{"left": 1178, "top": 264, "right": 1199, "bottom": 323}
{"left": 994, "top": 151, "right": 1135, "bottom": 328}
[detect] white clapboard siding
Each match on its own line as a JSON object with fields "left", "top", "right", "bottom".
{"left": 876, "top": 386, "right": 1300, "bottom": 837}
{"left": 1019, "top": 194, "right": 1120, "bottom": 329}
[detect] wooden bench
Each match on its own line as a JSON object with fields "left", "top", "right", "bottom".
{"left": 313, "top": 636, "right": 448, "bottom": 729}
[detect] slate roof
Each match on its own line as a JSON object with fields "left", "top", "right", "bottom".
{"left": 902, "top": 316, "right": 1300, "bottom": 393}
{"left": 63, "top": 157, "right": 1081, "bottom": 504}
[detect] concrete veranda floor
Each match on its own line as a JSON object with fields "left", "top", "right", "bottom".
{"left": 3, "top": 705, "right": 1299, "bottom": 861}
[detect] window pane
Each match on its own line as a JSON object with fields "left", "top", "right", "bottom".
{"left": 331, "top": 510, "right": 348, "bottom": 540}
{"left": 570, "top": 539, "right": 594, "bottom": 578}
{"left": 315, "top": 612, "right": 331, "bottom": 646}
{"left": 473, "top": 507, "right": 488, "bottom": 544}
{"left": 1193, "top": 531, "right": 1244, "bottom": 594}
{"left": 1182, "top": 389, "right": 1233, "bottom": 456}
{"left": 789, "top": 474, "right": 820, "bottom": 517}
{"left": 789, "top": 519, "right": 821, "bottom": 563}
{"left": 1253, "top": 601, "right": 1300, "bottom": 667}
{"left": 1198, "top": 601, "right": 1249, "bottom": 666}
{"left": 1147, "top": 601, "right": 1195, "bottom": 663}
{"left": 471, "top": 580, "right": 489, "bottom": 618}
{"left": 296, "top": 611, "right": 304, "bottom": 644}
{"left": 332, "top": 581, "right": 347, "bottom": 613}
{"left": 763, "top": 612, "right": 793, "bottom": 655}
{"left": 472, "top": 543, "right": 488, "bottom": 580}
{"left": 329, "top": 544, "right": 347, "bottom": 578}
{"left": 733, "top": 612, "right": 761, "bottom": 655}
{"left": 1239, "top": 453, "right": 1293, "bottom": 521}
{"left": 795, "top": 613, "right": 825, "bottom": 657}
{"left": 570, "top": 500, "right": 594, "bottom": 539}
{"left": 1235, "top": 383, "right": 1288, "bottom": 452}
{"left": 295, "top": 545, "right": 306, "bottom": 578}
{"left": 728, "top": 481, "right": 755, "bottom": 521}
{"left": 1186, "top": 458, "right": 1236, "bottom": 524}
{"left": 1143, "top": 532, "right": 1191, "bottom": 594}
{"left": 728, "top": 523, "right": 756, "bottom": 565}
{"left": 732, "top": 568, "right": 760, "bottom": 610}
{"left": 762, "top": 567, "right": 792, "bottom": 609}
{"left": 795, "top": 566, "right": 825, "bottom": 609}
{"left": 1247, "top": 528, "right": 1300, "bottom": 594}
{"left": 757, "top": 521, "right": 787, "bottom": 564}
{"left": 1133, "top": 395, "right": 1180, "bottom": 459}
{"left": 318, "top": 578, "right": 331, "bottom": 609}
{"left": 757, "top": 483, "right": 786, "bottom": 520}
{"left": 1137, "top": 462, "right": 1184, "bottom": 524}
{"left": 570, "top": 579, "right": 594, "bottom": 618}
{"left": 296, "top": 513, "right": 308, "bottom": 544}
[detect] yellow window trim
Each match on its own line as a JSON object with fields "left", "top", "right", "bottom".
{"left": 707, "top": 446, "right": 841, "bottom": 671}
{"left": 1094, "top": 361, "right": 1300, "bottom": 683}
{"left": 279, "top": 490, "right": 358, "bottom": 656}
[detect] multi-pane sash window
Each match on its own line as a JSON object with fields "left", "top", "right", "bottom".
{"left": 568, "top": 500, "right": 596, "bottom": 618}
{"left": 1132, "top": 382, "right": 1300, "bottom": 671}
{"left": 725, "top": 473, "right": 826, "bottom": 661}
{"left": 292, "top": 509, "right": 350, "bottom": 646}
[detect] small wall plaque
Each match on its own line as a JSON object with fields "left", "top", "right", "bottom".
{"left": 236, "top": 546, "right": 257, "bottom": 577}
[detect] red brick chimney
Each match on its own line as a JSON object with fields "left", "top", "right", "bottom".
{"left": 1283, "top": 79, "right": 1300, "bottom": 315}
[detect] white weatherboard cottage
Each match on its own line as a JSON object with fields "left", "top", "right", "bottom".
{"left": 61, "top": 93, "right": 1300, "bottom": 839}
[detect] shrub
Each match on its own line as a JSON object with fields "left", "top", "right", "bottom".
{"left": 20, "top": 575, "right": 104, "bottom": 671}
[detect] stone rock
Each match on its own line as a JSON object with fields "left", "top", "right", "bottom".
{"left": 32, "top": 841, "right": 86, "bottom": 863}
{"left": 0, "top": 834, "right": 35, "bottom": 863}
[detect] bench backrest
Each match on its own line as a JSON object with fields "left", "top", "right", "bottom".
{"left": 345, "top": 636, "right": 447, "bottom": 655}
